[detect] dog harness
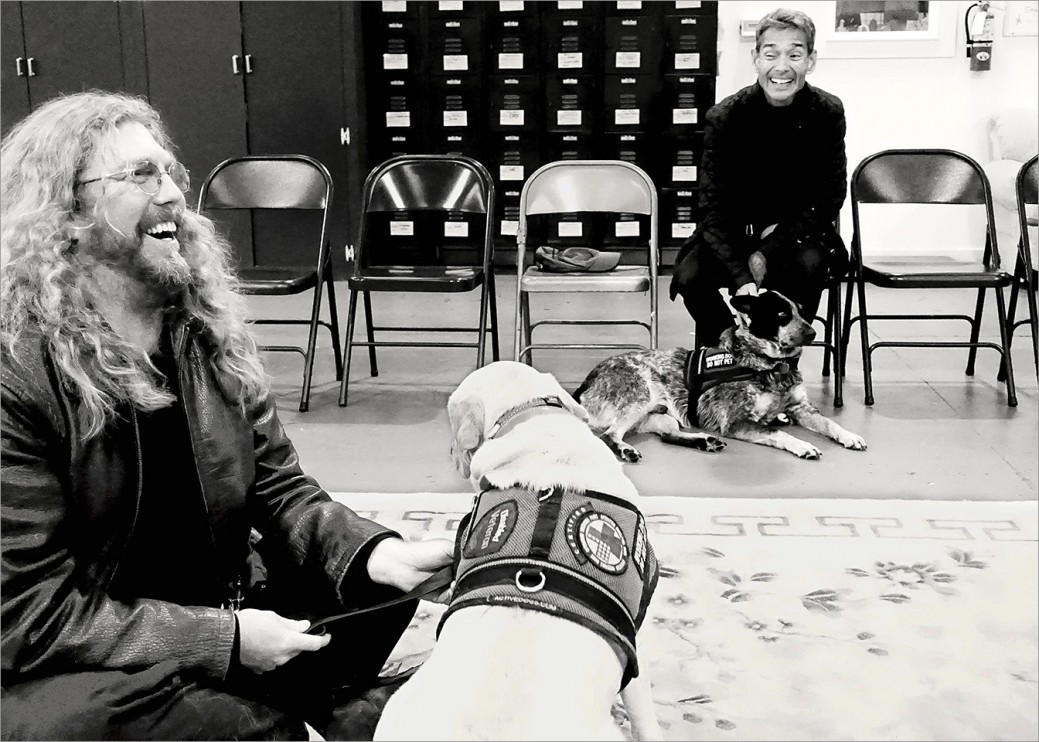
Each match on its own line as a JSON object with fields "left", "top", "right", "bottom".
{"left": 683, "top": 348, "right": 787, "bottom": 426}
{"left": 439, "top": 485, "right": 659, "bottom": 690}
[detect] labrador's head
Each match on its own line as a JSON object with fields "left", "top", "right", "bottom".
{"left": 447, "top": 361, "right": 588, "bottom": 479}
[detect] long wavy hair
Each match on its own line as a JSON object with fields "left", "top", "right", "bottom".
{"left": 1, "top": 91, "right": 269, "bottom": 438}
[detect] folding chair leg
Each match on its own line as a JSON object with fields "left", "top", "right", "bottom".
{"left": 338, "top": 290, "right": 360, "bottom": 407}
{"left": 830, "top": 282, "right": 843, "bottom": 408}
{"left": 476, "top": 275, "right": 489, "bottom": 368}
{"left": 326, "top": 272, "right": 343, "bottom": 380}
{"left": 840, "top": 278, "right": 855, "bottom": 380}
{"left": 363, "top": 290, "right": 378, "bottom": 377}
{"left": 488, "top": 271, "right": 500, "bottom": 362}
{"left": 993, "top": 286, "right": 1018, "bottom": 406}
{"left": 821, "top": 285, "right": 836, "bottom": 378}
{"left": 1026, "top": 266, "right": 1039, "bottom": 374}
{"left": 297, "top": 274, "right": 326, "bottom": 413}
{"left": 856, "top": 277, "right": 874, "bottom": 406}
{"left": 1000, "top": 258, "right": 1022, "bottom": 382}
{"left": 965, "top": 287, "right": 985, "bottom": 376}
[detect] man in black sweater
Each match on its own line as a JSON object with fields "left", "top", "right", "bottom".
{"left": 669, "top": 7, "right": 849, "bottom": 348}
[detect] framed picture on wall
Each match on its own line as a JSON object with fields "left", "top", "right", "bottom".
{"left": 816, "top": 1, "right": 958, "bottom": 58}
{"left": 1003, "top": 1, "right": 1039, "bottom": 36}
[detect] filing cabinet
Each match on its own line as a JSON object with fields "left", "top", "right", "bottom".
{"left": 487, "top": 6, "right": 541, "bottom": 74}
{"left": 427, "top": 14, "right": 484, "bottom": 76}
{"left": 428, "top": 75, "right": 484, "bottom": 147}
{"left": 602, "top": 74, "right": 662, "bottom": 133}
{"left": 488, "top": 75, "right": 541, "bottom": 133}
{"left": 544, "top": 75, "right": 598, "bottom": 134}
{"left": 661, "top": 11, "right": 718, "bottom": 74}
{"left": 359, "top": 0, "right": 719, "bottom": 267}
{"left": 542, "top": 132, "right": 597, "bottom": 162}
{"left": 655, "top": 134, "right": 705, "bottom": 189}
{"left": 542, "top": 8, "right": 601, "bottom": 76}
{"left": 659, "top": 187, "right": 699, "bottom": 254}
{"left": 661, "top": 74, "right": 716, "bottom": 133}
{"left": 603, "top": 14, "right": 662, "bottom": 74}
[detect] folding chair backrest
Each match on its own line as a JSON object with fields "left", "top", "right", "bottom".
{"left": 1019, "top": 155, "right": 1039, "bottom": 207}
{"left": 363, "top": 156, "right": 492, "bottom": 214}
{"left": 521, "top": 159, "right": 655, "bottom": 216}
{"left": 356, "top": 155, "right": 495, "bottom": 270}
{"left": 200, "top": 156, "right": 331, "bottom": 210}
{"left": 517, "top": 160, "right": 658, "bottom": 267}
{"left": 852, "top": 149, "right": 988, "bottom": 205}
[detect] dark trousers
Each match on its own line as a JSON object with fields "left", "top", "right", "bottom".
{"left": 1, "top": 600, "right": 416, "bottom": 741}
{"left": 670, "top": 240, "right": 834, "bottom": 347}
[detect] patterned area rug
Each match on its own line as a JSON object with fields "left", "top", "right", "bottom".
{"left": 330, "top": 493, "right": 1039, "bottom": 741}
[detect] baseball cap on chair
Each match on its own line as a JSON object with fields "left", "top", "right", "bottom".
{"left": 534, "top": 246, "right": 622, "bottom": 273}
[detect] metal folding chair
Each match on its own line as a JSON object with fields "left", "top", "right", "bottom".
{"left": 843, "top": 148, "right": 1017, "bottom": 407}
{"left": 198, "top": 154, "right": 339, "bottom": 413}
{"left": 337, "top": 154, "right": 498, "bottom": 407}
{"left": 514, "top": 160, "right": 658, "bottom": 364}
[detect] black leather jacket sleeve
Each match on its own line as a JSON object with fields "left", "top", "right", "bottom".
{"left": 0, "top": 351, "right": 237, "bottom": 680}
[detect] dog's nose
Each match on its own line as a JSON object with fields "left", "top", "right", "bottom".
{"left": 803, "top": 325, "right": 817, "bottom": 344}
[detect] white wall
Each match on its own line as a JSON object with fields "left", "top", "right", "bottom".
{"left": 714, "top": 1, "right": 1039, "bottom": 260}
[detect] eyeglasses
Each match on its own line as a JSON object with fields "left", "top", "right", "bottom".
{"left": 77, "top": 160, "right": 190, "bottom": 196}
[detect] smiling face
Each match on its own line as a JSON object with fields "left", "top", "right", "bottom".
{"left": 752, "top": 27, "right": 816, "bottom": 107}
{"left": 76, "top": 121, "right": 190, "bottom": 290}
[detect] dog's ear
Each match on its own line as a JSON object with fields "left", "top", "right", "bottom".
{"left": 730, "top": 293, "right": 756, "bottom": 318}
{"left": 541, "top": 372, "right": 591, "bottom": 423}
{"left": 448, "top": 394, "right": 484, "bottom": 479}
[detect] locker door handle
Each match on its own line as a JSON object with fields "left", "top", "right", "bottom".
{"left": 232, "top": 54, "right": 240, "bottom": 74}
{"left": 15, "top": 57, "right": 24, "bottom": 76}
{"left": 340, "top": 127, "right": 350, "bottom": 145}
{"left": 244, "top": 54, "right": 253, "bottom": 74}
{"left": 26, "top": 57, "right": 36, "bottom": 77}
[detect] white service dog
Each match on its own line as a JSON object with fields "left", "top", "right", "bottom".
{"left": 375, "top": 361, "right": 664, "bottom": 741}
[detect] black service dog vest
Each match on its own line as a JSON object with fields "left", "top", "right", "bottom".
{"left": 683, "top": 347, "right": 761, "bottom": 426}
{"left": 440, "top": 486, "right": 659, "bottom": 689}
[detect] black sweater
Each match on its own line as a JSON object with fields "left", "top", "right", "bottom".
{"left": 674, "top": 81, "right": 847, "bottom": 291}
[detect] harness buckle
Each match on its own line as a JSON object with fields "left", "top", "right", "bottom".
{"left": 515, "top": 567, "right": 546, "bottom": 594}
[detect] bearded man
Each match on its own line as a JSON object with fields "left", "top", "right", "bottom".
{"left": 0, "top": 91, "right": 452, "bottom": 740}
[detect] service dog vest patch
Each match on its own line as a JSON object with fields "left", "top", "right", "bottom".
{"left": 440, "top": 486, "right": 659, "bottom": 690}
{"left": 683, "top": 347, "right": 762, "bottom": 426}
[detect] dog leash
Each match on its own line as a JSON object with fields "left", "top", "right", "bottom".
{"left": 305, "top": 564, "right": 455, "bottom": 636}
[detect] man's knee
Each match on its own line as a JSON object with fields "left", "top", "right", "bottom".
{"left": 669, "top": 251, "right": 706, "bottom": 300}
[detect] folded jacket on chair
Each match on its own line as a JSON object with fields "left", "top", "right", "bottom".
{"left": 534, "top": 246, "right": 622, "bottom": 273}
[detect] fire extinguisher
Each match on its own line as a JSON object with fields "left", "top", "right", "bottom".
{"left": 966, "top": 1, "right": 995, "bottom": 71}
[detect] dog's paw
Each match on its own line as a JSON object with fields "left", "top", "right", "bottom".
{"left": 694, "top": 435, "right": 726, "bottom": 452}
{"left": 619, "top": 445, "right": 643, "bottom": 463}
{"left": 789, "top": 440, "right": 822, "bottom": 459}
{"left": 838, "top": 432, "right": 868, "bottom": 451}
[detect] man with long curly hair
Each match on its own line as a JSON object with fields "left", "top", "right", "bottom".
{"left": 0, "top": 91, "right": 453, "bottom": 740}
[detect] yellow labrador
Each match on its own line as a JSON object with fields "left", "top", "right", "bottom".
{"left": 375, "top": 361, "right": 663, "bottom": 741}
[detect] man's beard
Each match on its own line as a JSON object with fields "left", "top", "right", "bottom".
{"left": 84, "top": 221, "right": 193, "bottom": 291}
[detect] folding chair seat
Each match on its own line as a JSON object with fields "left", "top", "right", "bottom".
{"left": 337, "top": 154, "right": 498, "bottom": 407}
{"left": 514, "top": 160, "right": 658, "bottom": 364}
{"left": 1001, "top": 154, "right": 1038, "bottom": 378}
{"left": 198, "top": 154, "right": 339, "bottom": 413}
{"left": 842, "top": 148, "right": 1017, "bottom": 407}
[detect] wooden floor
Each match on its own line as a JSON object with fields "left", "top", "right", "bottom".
{"left": 250, "top": 275, "right": 1038, "bottom": 502}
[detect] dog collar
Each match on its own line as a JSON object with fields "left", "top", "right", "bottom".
{"left": 486, "top": 395, "right": 573, "bottom": 440}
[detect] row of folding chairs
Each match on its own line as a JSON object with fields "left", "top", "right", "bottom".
{"left": 197, "top": 150, "right": 1038, "bottom": 413}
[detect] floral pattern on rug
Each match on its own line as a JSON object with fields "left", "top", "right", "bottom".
{"left": 352, "top": 496, "right": 1038, "bottom": 741}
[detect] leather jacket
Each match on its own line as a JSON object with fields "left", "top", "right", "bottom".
{"left": 1, "top": 326, "right": 397, "bottom": 683}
